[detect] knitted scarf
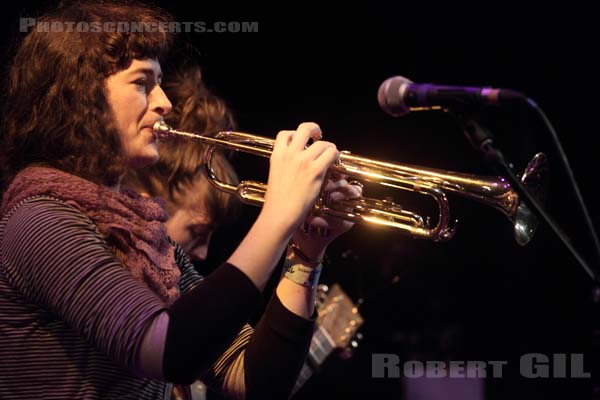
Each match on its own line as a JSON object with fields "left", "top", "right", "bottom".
{"left": 1, "top": 166, "right": 180, "bottom": 304}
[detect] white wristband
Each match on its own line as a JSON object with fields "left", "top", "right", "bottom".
{"left": 282, "top": 259, "right": 322, "bottom": 288}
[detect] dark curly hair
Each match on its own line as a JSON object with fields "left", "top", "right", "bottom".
{"left": 124, "top": 64, "right": 241, "bottom": 227}
{"left": 1, "top": 0, "right": 175, "bottom": 189}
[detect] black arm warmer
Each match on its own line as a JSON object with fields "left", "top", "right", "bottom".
{"left": 244, "top": 292, "right": 317, "bottom": 399}
{"left": 163, "top": 262, "right": 260, "bottom": 384}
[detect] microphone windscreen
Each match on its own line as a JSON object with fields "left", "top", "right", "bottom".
{"left": 377, "top": 75, "right": 413, "bottom": 117}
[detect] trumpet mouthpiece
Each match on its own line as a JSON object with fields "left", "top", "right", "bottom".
{"left": 153, "top": 120, "right": 172, "bottom": 139}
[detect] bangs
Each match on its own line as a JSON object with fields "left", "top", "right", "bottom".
{"left": 105, "top": 20, "right": 174, "bottom": 73}
{"left": 127, "top": 30, "right": 172, "bottom": 64}
{"left": 52, "top": 1, "right": 175, "bottom": 75}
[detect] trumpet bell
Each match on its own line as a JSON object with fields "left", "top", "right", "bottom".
{"left": 513, "top": 153, "right": 549, "bottom": 245}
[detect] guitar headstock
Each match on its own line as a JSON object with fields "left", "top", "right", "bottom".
{"left": 315, "top": 283, "right": 364, "bottom": 355}
{"left": 293, "top": 283, "right": 366, "bottom": 395}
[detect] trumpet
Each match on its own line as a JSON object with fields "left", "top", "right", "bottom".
{"left": 153, "top": 121, "right": 548, "bottom": 245}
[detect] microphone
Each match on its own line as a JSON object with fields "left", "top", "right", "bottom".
{"left": 377, "top": 75, "right": 526, "bottom": 117}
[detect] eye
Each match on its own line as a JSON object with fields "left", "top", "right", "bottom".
{"left": 191, "top": 228, "right": 206, "bottom": 238}
{"left": 190, "top": 224, "right": 212, "bottom": 240}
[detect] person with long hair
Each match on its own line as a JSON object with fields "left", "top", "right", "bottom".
{"left": 125, "top": 63, "right": 360, "bottom": 398}
{"left": 0, "top": 2, "right": 360, "bottom": 399}
{"left": 125, "top": 64, "right": 242, "bottom": 264}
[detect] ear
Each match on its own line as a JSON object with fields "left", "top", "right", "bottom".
{"left": 139, "top": 192, "right": 151, "bottom": 199}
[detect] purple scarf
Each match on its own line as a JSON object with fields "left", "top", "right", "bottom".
{"left": 1, "top": 166, "right": 180, "bottom": 304}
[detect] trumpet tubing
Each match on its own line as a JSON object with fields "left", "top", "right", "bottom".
{"left": 154, "top": 121, "right": 548, "bottom": 245}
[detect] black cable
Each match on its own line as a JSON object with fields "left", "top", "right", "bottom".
{"left": 525, "top": 98, "right": 600, "bottom": 267}
{"left": 482, "top": 140, "right": 600, "bottom": 284}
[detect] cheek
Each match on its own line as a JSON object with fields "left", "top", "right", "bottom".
{"left": 165, "top": 217, "right": 192, "bottom": 247}
{"left": 112, "top": 108, "right": 137, "bottom": 147}
{"left": 134, "top": 99, "right": 149, "bottom": 123}
{"left": 127, "top": 101, "right": 148, "bottom": 131}
{"left": 114, "top": 96, "right": 147, "bottom": 130}
{"left": 178, "top": 230, "right": 195, "bottom": 250}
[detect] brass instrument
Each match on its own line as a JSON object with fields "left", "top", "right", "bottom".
{"left": 153, "top": 121, "right": 548, "bottom": 245}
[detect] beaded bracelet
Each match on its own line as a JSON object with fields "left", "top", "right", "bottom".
{"left": 287, "top": 240, "right": 323, "bottom": 268}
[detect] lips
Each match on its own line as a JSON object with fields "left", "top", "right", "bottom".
{"left": 142, "top": 125, "right": 158, "bottom": 140}
{"left": 143, "top": 120, "right": 163, "bottom": 140}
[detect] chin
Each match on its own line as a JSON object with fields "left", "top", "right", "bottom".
{"left": 129, "top": 152, "right": 159, "bottom": 169}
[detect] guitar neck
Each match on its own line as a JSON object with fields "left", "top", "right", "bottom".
{"left": 309, "top": 323, "right": 336, "bottom": 365}
{"left": 292, "top": 283, "right": 364, "bottom": 396}
{"left": 292, "top": 324, "right": 336, "bottom": 394}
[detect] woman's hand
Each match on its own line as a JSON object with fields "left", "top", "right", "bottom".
{"left": 228, "top": 122, "right": 339, "bottom": 290}
{"left": 289, "top": 175, "right": 363, "bottom": 262}
{"left": 260, "top": 122, "right": 339, "bottom": 238}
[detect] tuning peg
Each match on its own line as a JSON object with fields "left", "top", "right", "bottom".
{"left": 350, "top": 332, "right": 364, "bottom": 349}
{"left": 338, "top": 331, "right": 365, "bottom": 361}
{"left": 315, "top": 284, "right": 330, "bottom": 309}
{"left": 316, "top": 284, "right": 329, "bottom": 294}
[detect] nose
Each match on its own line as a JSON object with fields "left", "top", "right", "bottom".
{"left": 189, "top": 240, "right": 210, "bottom": 262}
{"left": 150, "top": 84, "right": 172, "bottom": 116}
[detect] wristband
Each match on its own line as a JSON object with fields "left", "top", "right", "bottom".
{"left": 282, "top": 258, "right": 322, "bottom": 288}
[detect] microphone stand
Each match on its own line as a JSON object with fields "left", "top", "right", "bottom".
{"left": 461, "top": 117, "right": 600, "bottom": 399}
{"left": 460, "top": 117, "right": 600, "bottom": 284}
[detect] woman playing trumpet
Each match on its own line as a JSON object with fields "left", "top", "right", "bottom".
{"left": 0, "top": 1, "right": 360, "bottom": 399}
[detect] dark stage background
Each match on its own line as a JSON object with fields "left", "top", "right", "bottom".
{"left": 2, "top": 1, "right": 600, "bottom": 399}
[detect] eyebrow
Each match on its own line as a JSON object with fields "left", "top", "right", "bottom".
{"left": 189, "top": 218, "right": 216, "bottom": 230}
{"left": 190, "top": 219, "right": 214, "bottom": 227}
{"left": 128, "top": 67, "right": 163, "bottom": 81}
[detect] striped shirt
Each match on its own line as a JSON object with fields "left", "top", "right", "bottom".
{"left": 1, "top": 195, "right": 315, "bottom": 400}
{"left": 0, "top": 196, "right": 252, "bottom": 399}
